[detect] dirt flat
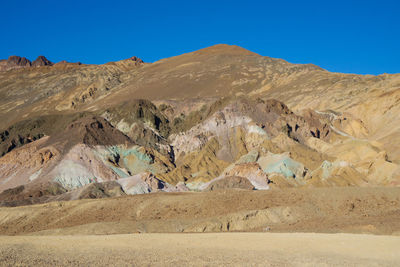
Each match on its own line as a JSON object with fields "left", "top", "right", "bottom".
{"left": 0, "top": 233, "right": 399, "bottom": 266}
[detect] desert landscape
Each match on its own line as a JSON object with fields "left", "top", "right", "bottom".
{"left": 1, "top": 43, "right": 400, "bottom": 265}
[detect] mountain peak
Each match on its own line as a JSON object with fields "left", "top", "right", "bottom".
{"left": 128, "top": 56, "right": 144, "bottom": 63}
{"left": 0, "top": 56, "right": 32, "bottom": 71}
{"left": 193, "top": 44, "right": 259, "bottom": 56}
{"left": 7, "top": 56, "right": 32, "bottom": 66}
{"left": 32, "top": 56, "right": 53, "bottom": 67}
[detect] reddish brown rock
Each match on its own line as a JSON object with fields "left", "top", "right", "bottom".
{"left": 32, "top": 56, "right": 53, "bottom": 67}
{"left": 0, "top": 56, "right": 32, "bottom": 71}
{"left": 129, "top": 56, "right": 144, "bottom": 64}
{"left": 0, "top": 55, "right": 53, "bottom": 71}
{"left": 7, "top": 56, "right": 32, "bottom": 67}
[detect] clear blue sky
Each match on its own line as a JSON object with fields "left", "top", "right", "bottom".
{"left": 1, "top": 0, "right": 399, "bottom": 74}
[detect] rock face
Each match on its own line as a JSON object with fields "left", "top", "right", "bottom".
{"left": 0, "top": 44, "right": 399, "bottom": 206}
{"left": 0, "top": 56, "right": 31, "bottom": 71}
{"left": 7, "top": 56, "right": 31, "bottom": 67}
{"left": 128, "top": 56, "right": 144, "bottom": 64}
{"left": 53, "top": 116, "right": 134, "bottom": 147}
{"left": 0, "top": 55, "right": 53, "bottom": 71}
{"left": 32, "top": 56, "right": 53, "bottom": 67}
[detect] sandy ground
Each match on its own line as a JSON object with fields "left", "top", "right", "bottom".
{"left": 0, "top": 233, "right": 399, "bottom": 266}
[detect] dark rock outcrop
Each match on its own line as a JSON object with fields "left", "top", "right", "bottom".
{"left": 129, "top": 56, "right": 144, "bottom": 64}
{"left": 0, "top": 56, "right": 32, "bottom": 71}
{"left": 48, "top": 115, "right": 134, "bottom": 149}
{"left": 7, "top": 56, "right": 32, "bottom": 67}
{"left": 0, "top": 182, "right": 67, "bottom": 207}
{"left": 77, "top": 181, "right": 125, "bottom": 199}
{"left": 32, "top": 56, "right": 53, "bottom": 67}
{"left": 206, "top": 176, "right": 255, "bottom": 191}
{"left": 0, "top": 55, "right": 53, "bottom": 71}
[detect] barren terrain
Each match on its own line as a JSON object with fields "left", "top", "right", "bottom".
{"left": 1, "top": 233, "right": 399, "bottom": 266}
{"left": 2, "top": 187, "right": 399, "bottom": 265}
{"left": 1, "top": 187, "right": 399, "bottom": 236}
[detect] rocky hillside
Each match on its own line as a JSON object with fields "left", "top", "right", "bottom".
{"left": 0, "top": 44, "right": 399, "bottom": 206}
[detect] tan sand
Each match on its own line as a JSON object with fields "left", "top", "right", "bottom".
{"left": 0, "top": 233, "right": 399, "bottom": 266}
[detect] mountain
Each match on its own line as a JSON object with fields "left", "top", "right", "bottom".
{"left": 0, "top": 44, "right": 399, "bottom": 206}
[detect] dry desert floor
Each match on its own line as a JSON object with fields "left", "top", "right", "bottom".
{"left": 0, "top": 233, "right": 400, "bottom": 266}
{"left": 1, "top": 187, "right": 400, "bottom": 266}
